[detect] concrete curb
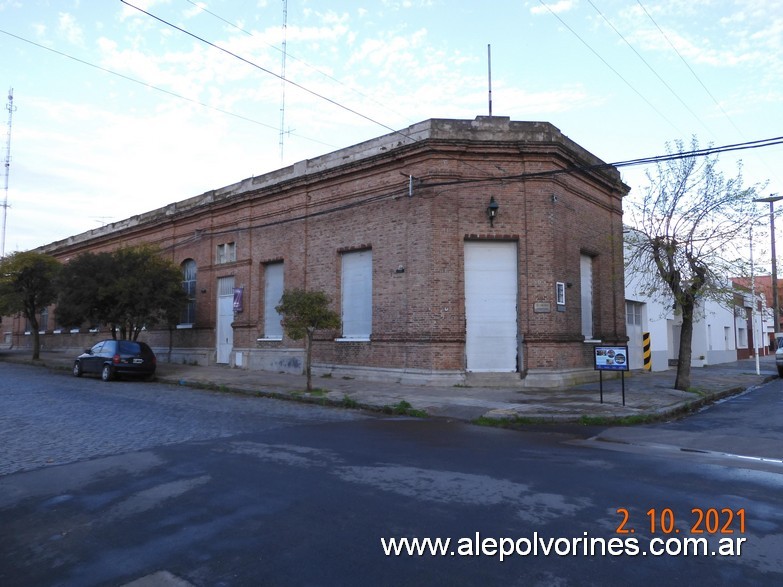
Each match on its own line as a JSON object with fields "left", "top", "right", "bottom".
{"left": 1, "top": 351, "right": 777, "bottom": 427}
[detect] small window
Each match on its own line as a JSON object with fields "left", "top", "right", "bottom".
{"left": 737, "top": 327, "right": 748, "bottom": 349}
{"left": 625, "top": 301, "right": 643, "bottom": 326}
{"left": 556, "top": 282, "right": 566, "bottom": 306}
{"left": 217, "top": 242, "right": 236, "bottom": 264}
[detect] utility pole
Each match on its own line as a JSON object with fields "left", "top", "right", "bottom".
{"left": 279, "top": 0, "right": 288, "bottom": 165}
{"left": 2, "top": 87, "right": 15, "bottom": 258}
{"left": 487, "top": 44, "right": 492, "bottom": 117}
{"left": 753, "top": 193, "right": 783, "bottom": 340}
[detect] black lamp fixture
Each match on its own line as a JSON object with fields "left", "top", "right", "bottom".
{"left": 487, "top": 196, "right": 499, "bottom": 227}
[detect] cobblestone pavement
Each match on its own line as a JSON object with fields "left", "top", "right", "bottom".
{"left": 0, "top": 363, "right": 370, "bottom": 477}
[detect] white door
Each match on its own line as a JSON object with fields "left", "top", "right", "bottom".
{"left": 217, "top": 276, "right": 235, "bottom": 364}
{"left": 626, "top": 301, "right": 644, "bottom": 370}
{"left": 464, "top": 241, "right": 518, "bottom": 372}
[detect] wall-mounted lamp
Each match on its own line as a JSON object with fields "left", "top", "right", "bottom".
{"left": 487, "top": 196, "right": 499, "bottom": 227}
{"left": 200, "top": 288, "right": 207, "bottom": 294}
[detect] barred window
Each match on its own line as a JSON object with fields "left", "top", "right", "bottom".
{"left": 181, "top": 259, "right": 197, "bottom": 325}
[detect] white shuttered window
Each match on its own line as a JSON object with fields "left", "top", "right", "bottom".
{"left": 341, "top": 250, "right": 372, "bottom": 339}
{"left": 581, "top": 254, "right": 594, "bottom": 340}
{"left": 264, "top": 262, "right": 284, "bottom": 339}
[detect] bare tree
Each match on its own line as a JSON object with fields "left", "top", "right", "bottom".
{"left": 276, "top": 289, "right": 341, "bottom": 392}
{"left": 624, "top": 138, "right": 767, "bottom": 391}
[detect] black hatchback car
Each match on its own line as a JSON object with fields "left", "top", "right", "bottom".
{"left": 72, "top": 339, "right": 157, "bottom": 381}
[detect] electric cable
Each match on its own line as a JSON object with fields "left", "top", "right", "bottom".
{"left": 181, "top": 0, "right": 415, "bottom": 126}
{"left": 151, "top": 133, "right": 783, "bottom": 252}
{"left": 120, "top": 0, "right": 419, "bottom": 145}
{"left": 0, "top": 28, "right": 336, "bottom": 149}
{"left": 586, "top": 0, "right": 716, "bottom": 140}
{"left": 536, "top": 0, "right": 683, "bottom": 135}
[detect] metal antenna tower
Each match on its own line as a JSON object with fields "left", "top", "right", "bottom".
{"left": 2, "top": 87, "right": 15, "bottom": 258}
{"left": 278, "top": 0, "right": 288, "bottom": 164}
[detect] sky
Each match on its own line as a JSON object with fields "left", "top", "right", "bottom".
{"left": 1, "top": 0, "right": 781, "bottom": 255}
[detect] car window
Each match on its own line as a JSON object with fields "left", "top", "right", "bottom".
{"left": 90, "top": 342, "right": 104, "bottom": 354}
{"left": 119, "top": 341, "right": 141, "bottom": 355}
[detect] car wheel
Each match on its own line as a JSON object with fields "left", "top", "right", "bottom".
{"left": 101, "top": 364, "right": 115, "bottom": 382}
{"left": 72, "top": 361, "right": 82, "bottom": 377}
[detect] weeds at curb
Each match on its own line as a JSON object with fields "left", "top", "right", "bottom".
{"left": 472, "top": 415, "right": 540, "bottom": 428}
{"left": 578, "top": 414, "right": 659, "bottom": 426}
{"left": 381, "top": 400, "right": 428, "bottom": 418}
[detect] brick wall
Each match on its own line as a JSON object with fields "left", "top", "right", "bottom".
{"left": 19, "top": 117, "right": 628, "bottom": 386}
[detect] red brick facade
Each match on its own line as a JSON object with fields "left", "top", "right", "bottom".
{"left": 9, "top": 117, "right": 630, "bottom": 387}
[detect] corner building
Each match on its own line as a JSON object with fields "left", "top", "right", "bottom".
{"left": 33, "top": 116, "right": 630, "bottom": 388}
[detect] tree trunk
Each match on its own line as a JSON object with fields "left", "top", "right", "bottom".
{"left": 30, "top": 317, "right": 40, "bottom": 360}
{"left": 305, "top": 328, "right": 314, "bottom": 391}
{"left": 168, "top": 325, "right": 174, "bottom": 363}
{"left": 674, "top": 304, "right": 695, "bottom": 391}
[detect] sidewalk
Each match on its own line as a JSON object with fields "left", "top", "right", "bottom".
{"left": 1, "top": 349, "right": 777, "bottom": 423}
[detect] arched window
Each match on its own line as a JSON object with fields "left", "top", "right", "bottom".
{"left": 181, "top": 259, "right": 197, "bottom": 325}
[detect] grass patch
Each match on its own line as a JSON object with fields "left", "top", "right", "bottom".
{"left": 686, "top": 387, "right": 706, "bottom": 397}
{"left": 473, "top": 415, "right": 539, "bottom": 428}
{"left": 381, "top": 400, "right": 428, "bottom": 418}
{"left": 341, "top": 395, "right": 359, "bottom": 409}
{"left": 307, "top": 388, "right": 328, "bottom": 397}
{"left": 579, "top": 414, "right": 660, "bottom": 426}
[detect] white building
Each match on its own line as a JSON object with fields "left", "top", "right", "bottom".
{"left": 624, "top": 268, "right": 770, "bottom": 372}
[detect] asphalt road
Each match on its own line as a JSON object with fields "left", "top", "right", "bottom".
{"left": 1, "top": 364, "right": 782, "bottom": 586}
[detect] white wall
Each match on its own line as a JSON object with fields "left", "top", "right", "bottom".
{"left": 624, "top": 269, "right": 740, "bottom": 371}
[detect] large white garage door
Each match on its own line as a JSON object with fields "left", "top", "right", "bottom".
{"left": 464, "top": 241, "right": 518, "bottom": 372}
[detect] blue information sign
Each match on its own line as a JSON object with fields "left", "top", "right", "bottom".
{"left": 594, "top": 346, "right": 629, "bottom": 371}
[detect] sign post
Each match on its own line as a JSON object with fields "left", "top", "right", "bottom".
{"left": 593, "top": 345, "right": 630, "bottom": 405}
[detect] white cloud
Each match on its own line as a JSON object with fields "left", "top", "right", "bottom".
{"left": 58, "top": 12, "right": 84, "bottom": 46}
{"left": 530, "top": 0, "right": 575, "bottom": 16}
{"left": 119, "top": 0, "right": 171, "bottom": 21}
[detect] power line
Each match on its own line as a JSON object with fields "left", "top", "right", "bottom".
{"left": 635, "top": 0, "right": 781, "bottom": 189}
{"left": 536, "top": 0, "right": 683, "bottom": 135}
{"left": 181, "top": 0, "right": 414, "bottom": 126}
{"left": 121, "top": 0, "right": 419, "bottom": 145}
{"left": 156, "top": 134, "right": 783, "bottom": 251}
{"left": 130, "top": 2, "right": 515, "bottom": 184}
{"left": 586, "top": 0, "right": 716, "bottom": 140}
{"left": 0, "top": 28, "right": 336, "bottom": 149}
{"left": 635, "top": 0, "right": 742, "bottom": 138}
{"left": 422, "top": 135, "right": 783, "bottom": 189}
